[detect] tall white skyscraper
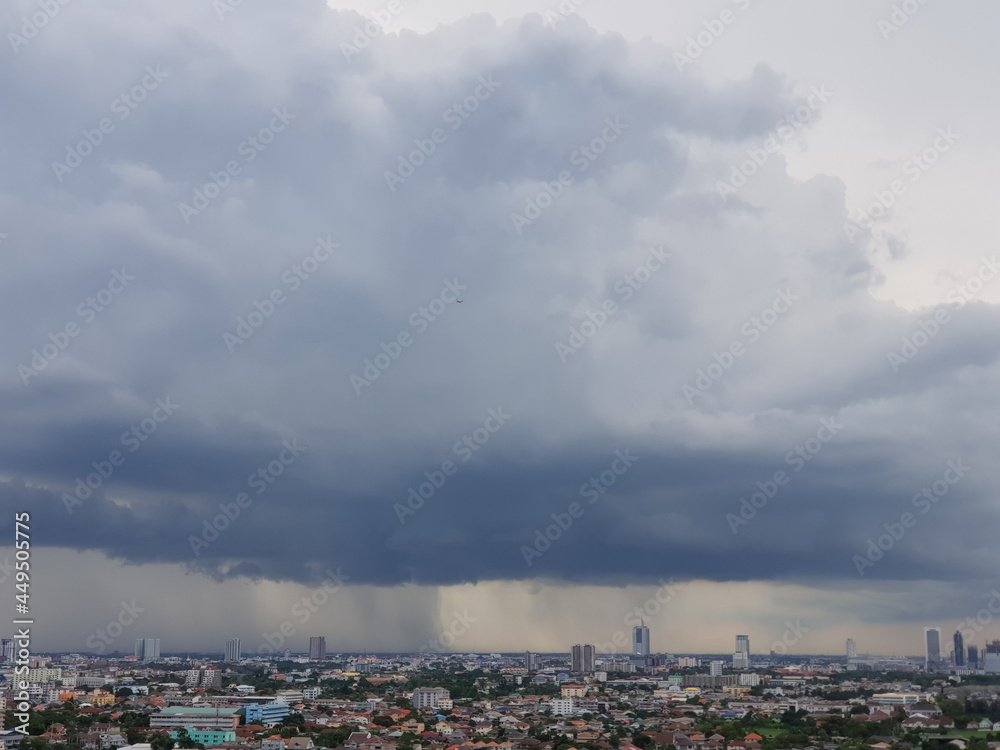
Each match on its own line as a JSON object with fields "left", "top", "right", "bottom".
{"left": 846, "top": 638, "right": 857, "bottom": 659}
{"left": 632, "top": 622, "right": 650, "bottom": 656}
{"left": 225, "top": 638, "right": 242, "bottom": 662}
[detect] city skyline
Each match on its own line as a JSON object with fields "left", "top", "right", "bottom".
{"left": 1, "top": 0, "right": 999, "bottom": 665}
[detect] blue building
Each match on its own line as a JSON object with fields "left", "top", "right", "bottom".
{"left": 243, "top": 701, "right": 290, "bottom": 726}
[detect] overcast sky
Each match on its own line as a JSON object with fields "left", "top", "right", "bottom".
{"left": 2, "top": 0, "right": 1000, "bottom": 658}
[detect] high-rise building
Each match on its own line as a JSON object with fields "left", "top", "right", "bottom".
{"left": 733, "top": 635, "right": 750, "bottom": 668}
{"left": 571, "top": 644, "right": 596, "bottom": 673}
{"left": 309, "top": 636, "right": 326, "bottom": 661}
{"left": 846, "top": 638, "right": 857, "bottom": 659}
{"left": 709, "top": 660, "right": 724, "bottom": 676}
{"left": 524, "top": 651, "right": 538, "bottom": 670}
{"left": 633, "top": 623, "right": 650, "bottom": 656}
{"left": 969, "top": 645, "right": 979, "bottom": 666}
{"left": 924, "top": 628, "right": 941, "bottom": 670}
{"left": 953, "top": 631, "right": 965, "bottom": 666}
{"left": 1, "top": 638, "right": 13, "bottom": 663}
{"left": 225, "top": 638, "right": 242, "bottom": 663}
{"left": 135, "top": 638, "right": 160, "bottom": 662}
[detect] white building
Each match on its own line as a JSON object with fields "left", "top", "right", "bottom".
{"left": 551, "top": 699, "right": 574, "bottom": 716}
{"left": 411, "top": 687, "right": 450, "bottom": 709}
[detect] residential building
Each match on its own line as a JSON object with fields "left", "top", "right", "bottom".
{"left": 710, "top": 660, "right": 724, "bottom": 676}
{"left": 846, "top": 638, "right": 857, "bottom": 659}
{"left": 523, "top": 651, "right": 538, "bottom": 670}
{"left": 225, "top": 639, "right": 241, "bottom": 663}
{"left": 309, "top": 637, "right": 326, "bottom": 661}
{"left": 134, "top": 638, "right": 161, "bottom": 662}
{"left": 571, "top": 644, "right": 595, "bottom": 673}
{"left": 551, "top": 699, "right": 574, "bottom": 716}
{"left": 954, "top": 631, "right": 965, "bottom": 666}
{"left": 411, "top": 687, "right": 450, "bottom": 709}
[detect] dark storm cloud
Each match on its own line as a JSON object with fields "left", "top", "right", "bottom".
{"left": 1, "top": 0, "right": 999, "bottom": 597}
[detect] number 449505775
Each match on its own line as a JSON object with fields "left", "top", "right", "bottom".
{"left": 15, "top": 512, "right": 29, "bottom": 606}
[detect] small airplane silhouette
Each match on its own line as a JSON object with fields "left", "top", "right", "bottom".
{"left": 457, "top": 299, "right": 463, "bottom": 303}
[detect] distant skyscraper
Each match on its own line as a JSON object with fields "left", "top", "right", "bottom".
{"left": 846, "top": 638, "right": 857, "bottom": 659}
{"left": 225, "top": 638, "right": 242, "bottom": 663}
{"left": 524, "top": 651, "right": 538, "bottom": 670}
{"left": 709, "top": 660, "right": 724, "bottom": 676}
{"left": 736, "top": 635, "right": 750, "bottom": 654}
{"left": 134, "top": 638, "right": 160, "bottom": 661}
{"left": 953, "top": 631, "right": 965, "bottom": 666}
{"left": 969, "top": 645, "right": 979, "bottom": 666}
{"left": 733, "top": 635, "right": 750, "bottom": 668}
{"left": 571, "top": 644, "right": 595, "bottom": 673}
{"left": 633, "top": 623, "right": 650, "bottom": 656}
{"left": 925, "top": 627, "right": 941, "bottom": 670}
{"left": 309, "top": 636, "right": 326, "bottom": 661}
{"left": 1, "top": 638, "right": 13, "bottom": 663}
